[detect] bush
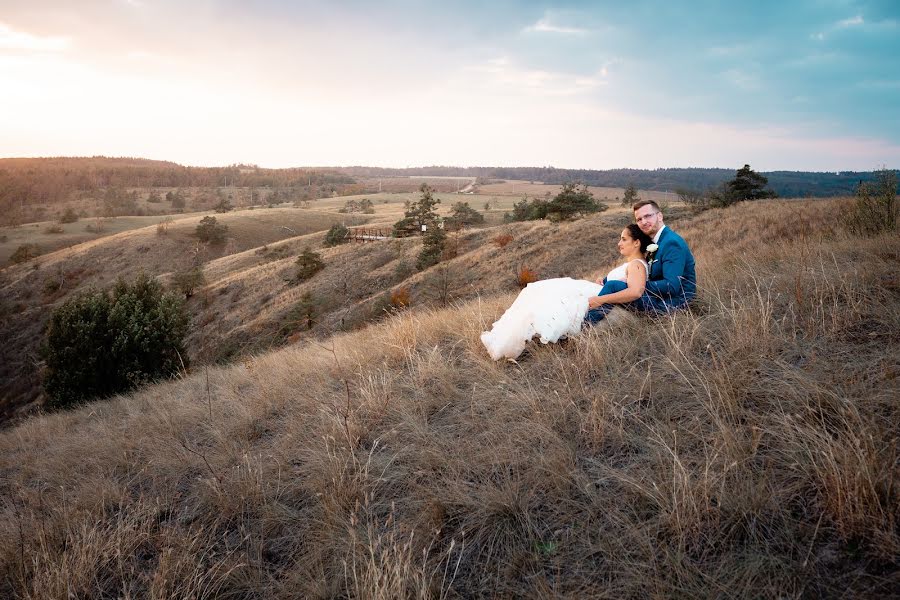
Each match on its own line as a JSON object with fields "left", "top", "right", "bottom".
{"left": 515, "top": 265, "right": 539, "bottom": 288}
{"left": 324, "top": 223, "right": 349, "bottom": 246}
{"left": 389, "top": 286, "right": 411, "bottom": 309}
{"left": 280, "top": 292, "right": 318, "bottom": 335}
{"left": 446, "top": 202, "right": 485, "bottom": 228}
{"left": 295, "top": 247, "right": 325, "bottom": 282}
{"left": 214, "top": 198, "right": 234, "bottom": 213}
{"left": 172, "top": 267, "right": 206, "bottom": 298}
{"left": 59, "top": 207, "right": 79, "bottom": 223}
{"left": 492, "top": 233, "right": 514, "bottom": 248}
{"left": 844, "top": 168, "right": 898, "bottom": 235}
{"left": 43, "top": 224, "right": 64, "bottom": 234}
{"left": 156, "top": 216, "right": 174, "bottom": 235}
{"left": 42, "top": 274, "right": 189, "bottom": 409}
{"left": 546, "top": 183, "right": 605, "bottom": 220}
{"left": 195, "top": 216, "right": 228, "bottom": 244}
{"left": 10, "top": 244, "right": 39, "bottom": 264}
{"left": 167, "top": 190, "right": 186, "bottom": 210}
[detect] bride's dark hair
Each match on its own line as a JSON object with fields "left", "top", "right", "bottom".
{"left": 626, "top": 223, "right": 654, "bottom": 253}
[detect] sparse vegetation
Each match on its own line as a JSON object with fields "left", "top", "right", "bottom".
{"left": 195, "top": 216, "right": 228, "bottom": 244}
{"left": 10, "top": 243, "right": 39, "bottom": 263}
{"left": 339, "top": 198, "right": 375, "bottom": 214}
{"left": 294, "top": 247, "right": 325, "bottom": 282}
{"left": 59, "top": 207, "right": 79, "bottom": 223}
{"left": 446, "top": 201, "right": 485, "bottom": 228}
{"left": 281, "top": 291, "right": 318, "bottom": 334}
{"left": 389, "top": 286, "right": 411, "bottom": 309}
{"left": 41, "top": 273, "right": 189, "bottom": 409}
{"left": 546, "top": 182, "right": 605, "bottom": 220}
{"left": 844, "top": 167, "right": 897, "bottom": 234}
{"left": 492, "top": 233, "right": 514, "bottom": 248}
{"left": 324, "top": 223, "right": 349, "bottom": 246}
{"left": 172, "top": 267, "right": 206, "bottom": 298}
{"left": 622, "top": 182, "right": 639, "bottom": 206}
{"left": 156, "top": 216, "right": 174, "bottom": 235}
{"left": 213, "top": 197, "right": 234, "bottom": 213}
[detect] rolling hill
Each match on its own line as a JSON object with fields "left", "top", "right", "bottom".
{"left": 0, "top": 196, "right": 897, "bottom": 597}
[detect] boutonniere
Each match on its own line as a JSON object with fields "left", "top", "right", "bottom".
{"left": 646, "top": 243, "right": 659, "bottom": 266}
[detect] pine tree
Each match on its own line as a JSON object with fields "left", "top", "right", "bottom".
{"left": 393, "top": 184, "right": 441, "bottom": 236}
{"left": 727, "top": 164, "right": 777, "bottom": 201}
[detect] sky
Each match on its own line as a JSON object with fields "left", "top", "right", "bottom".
{"left": 1, "top": 0, "right": 899, "bottom": 171}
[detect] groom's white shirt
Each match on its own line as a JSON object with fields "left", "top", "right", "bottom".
{"left": 653, "top": 225, "right": 666, "bottom": 244}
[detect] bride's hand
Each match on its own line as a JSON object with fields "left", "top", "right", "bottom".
{"left": 588, "top": 295, "right": 605, "bottom": 309}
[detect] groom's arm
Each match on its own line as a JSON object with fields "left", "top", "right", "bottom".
{"left": 645, "top": 242, "right": 687, "bottom": 299}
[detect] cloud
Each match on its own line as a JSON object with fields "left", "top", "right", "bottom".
{"left": 523, "top": 18, "right": 587, "bottom": 35}
{"left": 837, "top": 15, "right": 864, "bottom": 28}
{"left": 463, "top": 57, "right": 606, "bottom": 96}
{"left": 0, "top": 22, "right": 70, "bottom": 52}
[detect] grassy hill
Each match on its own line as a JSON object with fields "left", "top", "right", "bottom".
{"left": 0, "top": 197, "right": 897, "bottom": 597}
{"left": 0, "top": 188, "right": 632, "bottom": 421}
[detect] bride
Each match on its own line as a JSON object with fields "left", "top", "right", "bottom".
{"left": 481, "top": 224, "right": 654, "bottom": 360}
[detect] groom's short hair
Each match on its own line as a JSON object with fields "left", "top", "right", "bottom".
{"left": 633, "top": 199, "right": 661, "bottom": 213}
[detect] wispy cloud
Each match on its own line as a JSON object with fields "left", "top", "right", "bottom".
{"left": 723, "top": 68, "right": 762, "bottom": 91}
{"left": 463, "top": 57, "right": 605, "bottom": 96}
{"left": 837, "top": 15, "right": 864, "bottom": 28}
{"left": 0, "top": 22, "right": 70, "bottom": 52}
{"left": 523, "top": 17, "right": 587, "bottom": 35}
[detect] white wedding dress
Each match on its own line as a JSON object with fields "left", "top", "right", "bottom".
{"left": 480, "top": 260, "right": 647, "bottom": 361}
{"left": 480, "top": 277, "right": 602, "bottom": 361}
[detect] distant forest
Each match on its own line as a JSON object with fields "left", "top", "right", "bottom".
{"left": 336, "top": 166, "right": 893, "bottom": 198}
{"left": 0, "top": 158, "right": 894, "bottom": 216}
{"left": 0, "top": 157, "right": 354, "bottom": 211}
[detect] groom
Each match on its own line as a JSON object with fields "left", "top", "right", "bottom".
{"left": 586, "top": 199, "right": 696, "bottom": 321}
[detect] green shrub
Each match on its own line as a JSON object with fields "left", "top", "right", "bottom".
{"left": 10, "top": 244, "right": 39, "bottom": 264}
{"left": 280, "top": 292, "right": 318, "bottom": 334}
{"left": 446, "top": 202, "right": 485, "bottom": 228}
{"left": 324, "top": 223, "right": 349, "bottom": 246}
{"left": 295, "top": 247, "right": 325, "bottom": 282}
{"left": 195, "top": 216, "right": 228, "bottom": 244}
{"left": 42, "top": 274, "right": 189, "bottom": 409}
{"left": 59, "top": 207, "right": 79, "bottom": 223}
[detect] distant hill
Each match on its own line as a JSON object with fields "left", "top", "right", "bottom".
{"left": 336, "top": 165, "right": 894, "bottom": 198}
{"left": 0, "top": 157, "right": 357, "bottom": 224}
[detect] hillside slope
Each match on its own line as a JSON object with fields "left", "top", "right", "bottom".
{"left": 0, "top": 208, "right": 370, "bottom": 420}
{"left": 0, "top": 199, "right": 897, "bottom": 597}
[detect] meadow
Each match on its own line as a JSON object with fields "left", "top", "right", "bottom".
{"left": 0, "top": 196, "right": 896, "bottom": 597}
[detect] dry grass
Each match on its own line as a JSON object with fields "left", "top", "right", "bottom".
{"left": 0, "top": 199, "right": 898, "bottom": 597}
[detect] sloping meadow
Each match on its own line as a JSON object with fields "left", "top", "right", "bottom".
{"left": 0, "top": 199, "right": 897, "bottom": 597}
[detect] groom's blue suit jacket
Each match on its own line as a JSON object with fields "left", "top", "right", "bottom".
{"left": 640, "top": 226, "right": 696, "bottom": 312}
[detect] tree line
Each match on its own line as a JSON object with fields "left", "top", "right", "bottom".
{"left": 0, "top": 157, "right": 354, "bottom": 212}
{"left": 334, "top": 165, "right": 894, "bottom": 198}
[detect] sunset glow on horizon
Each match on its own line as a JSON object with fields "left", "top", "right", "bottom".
{"left": 2, "top": 1, "right": 899, "bottom": 171}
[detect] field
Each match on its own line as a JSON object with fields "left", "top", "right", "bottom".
{"left": 0, "top": 193, "right": 897, "bottom": 597}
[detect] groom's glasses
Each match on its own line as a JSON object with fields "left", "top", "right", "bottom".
{"left": 636, "top": 212, "right": 659, "bottom": 223}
